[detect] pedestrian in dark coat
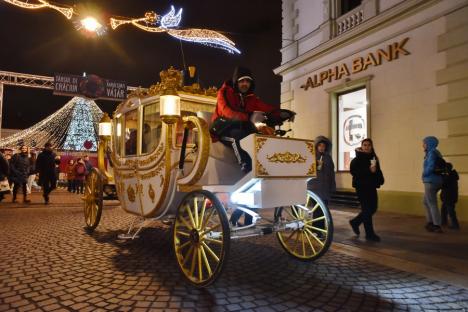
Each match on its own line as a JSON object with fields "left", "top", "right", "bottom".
{"left": 349, "top": 139, "right": 384, "bottom": 242}
{"left": 36, "top": 142, "right": 58, "bottom": 204}
{"left": 10, "top": 145, "right": 31, "bottom": 203}
{"left": 0, "top": 150, "right": 9, "bottom": 202}
{"left": 307, "top": 136, "right": 336, "bottom": 205}
{"left": 440, "top": 163, "right": 459, "bottom": 229}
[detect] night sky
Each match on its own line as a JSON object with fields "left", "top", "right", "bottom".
{"left": 0, "top": 0, "right": 282, "bottom": 129}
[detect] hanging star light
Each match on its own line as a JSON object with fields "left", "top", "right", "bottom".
{"left": 0, "top": 97, "right": 103, "bottom": 151}
{"left": 3, "top": 0, "right": 74, "bottom": 19}
{"left": 110, "top": 6, "right": 240, "bottom": 54}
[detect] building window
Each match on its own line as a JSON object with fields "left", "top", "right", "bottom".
{"left": 340, "top": 0, "right": 362, "bottom": 15}
{"left": 337, "top": 87, "right": 367, "bottom": 171}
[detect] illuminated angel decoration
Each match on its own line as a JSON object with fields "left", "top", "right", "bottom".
{"left": 3, "top": 0, "right": 74, "bottom": 19}
{"left": 110, "top": 6, "right": 241, "bottom": 54}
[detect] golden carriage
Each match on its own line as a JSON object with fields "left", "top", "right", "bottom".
{"left": 83, "top": 67, "right": 333, "bottom": 287}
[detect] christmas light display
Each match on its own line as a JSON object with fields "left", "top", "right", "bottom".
{"left": 0, "top": 97, "right": 103, "bottom": 151}
{"left": 2, "top": 0, "right": 241, "bottom": 54}
{"left": 62, "top": 97, "right": 100, "bottom": 151}
{"left": 3, "top": 0, "right": 74, "bottom": 19}
{"left": 160, "top": 5, "right": 182, "bottom": 29}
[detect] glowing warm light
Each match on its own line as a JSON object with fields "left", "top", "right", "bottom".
{"left": 81, "top": 17, "right": 101, "bottom": 32}
{"left": 160, "top": 95, "right": 181, "bottom": 117}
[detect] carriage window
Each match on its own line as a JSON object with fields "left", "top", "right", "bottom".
{"left": 142, "top": 103, "right": 162, "bottom": 154}
{"left": 124, "top": 110, "right": 138, "bottom": 156}
{"left": 114, "top": 117, "right": 123, "bottom": 156}
{"left": 337, "top": 87, "right": 367, "bottom": 171}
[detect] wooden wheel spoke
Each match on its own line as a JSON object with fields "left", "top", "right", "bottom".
{"left": 306, "top": 195, "right": 311, "bottom": 208}
{"left": 193, "top": 198, "right": 199, "bottom": 228}
{"left": 189, "top": 246, "right": 197, "bottom": 277}
{"left": 303, "top": 229, "right": 317, "bottom": 255}
{"left": 305, "top": 228, "right": 325, "bottom": 247}
{"left": 197, "top": 247, "right": 203, "bottom": 281}
{"left": 285, "top": 208, "right": 296, "bottom": 220}
{"left": 202, "top": 242, "right": 220, "bottom": 263}
{"left": 292, "top": 231, "right": 300, "bottom": 253}
{"left": 201, "top": 223, "right": 221, "bottom": 235}
{"left": 301, "top": 232, "right": 306, "bottom": 257}
{"left": 178, "top": 216, "right": 193, "bottom": 230}
{"left": 199, "top": 199, "right": 207, "bottom": 229}
{"left": 283, "top": 229, "right": 296, "bottom": 243}
{"left": 200, "top": 206, "right": 215, "bottom": 230}
{"left": 181, "top": 245, "right": 194, "bottom": 267}
{"left": 184, "top": 204, "right": 196, "bottom": 228}
{"left": 310, "top": 203, "right": 320, "bottom": 213}
{"left": 177, "top": 240, "right": 192, "bottom": 250}
{"left": 204, "top": 237, "right": 223, "bottom": 245}
{"left": 200, "top": 245, "right": 212, "bottom": 276}
{"left": 176, "top": 230, "right": 190, "bottom": 237}
{"left": 306, "top": 225, "right": 328, "bottom": 233}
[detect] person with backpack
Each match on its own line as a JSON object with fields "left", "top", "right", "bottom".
{"left": 440, "top": 162, "right": 460, "bottom": 230}
{"left": 74, "top": 158, "right": 87, "bottom": 194}
{"left": 422, "top": 136, "right": 444, "bottom": 233}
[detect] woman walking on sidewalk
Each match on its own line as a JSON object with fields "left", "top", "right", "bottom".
{"left": 349, "top": 139, "right": 384, "bottom": 242}
{"left": 422, "top": 136, "right": 444, "bottom": 233}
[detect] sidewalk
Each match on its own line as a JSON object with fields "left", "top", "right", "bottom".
{"left": 331, "top": 206, "right": 468, "bottom": 288}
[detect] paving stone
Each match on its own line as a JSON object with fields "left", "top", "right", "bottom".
{"left": 0, "top": 191, "right": 467, "bottom": 311}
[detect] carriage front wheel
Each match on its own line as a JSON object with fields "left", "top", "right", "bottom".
{"left": 276, "top": 190, "right": 333, "bottom": 261}
{"left": 173, "top": 190, "right": 230, "bottom": 287}
{"left": 83, "top": 168, "right": 103, "bottom": 232}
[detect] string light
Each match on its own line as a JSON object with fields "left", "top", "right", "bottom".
{"left": 3, "top": 0, "right": 241, "bottom": 54}
{"left": 0, "top": 97, "right": 103, "bottom": 151}
{"left": 3, "top": 0, "right": 74, "bottom": 19}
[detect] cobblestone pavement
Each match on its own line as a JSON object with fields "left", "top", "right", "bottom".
{"left": 1, "top": 192, "right": 468, "bottom": 311}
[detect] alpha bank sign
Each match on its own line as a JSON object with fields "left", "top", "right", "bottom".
{"left": 301, "top": 37, "right": 410, "bottom": 90}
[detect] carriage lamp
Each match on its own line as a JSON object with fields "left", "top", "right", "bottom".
{"left": 99, "top": 113, "right": 112, "bottom": 137}
{"left": 160, "top": 94, "right": 181, "bottom": 124}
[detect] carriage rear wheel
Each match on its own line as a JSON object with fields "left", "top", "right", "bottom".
{"left": 83, "top": 168, "right": 103, "bottom": 232}
{"left": 276, "top": 190, "right": 333, "bottom": 261}
{"left": 173, "top": 190, "right": 230, "bottom": 287}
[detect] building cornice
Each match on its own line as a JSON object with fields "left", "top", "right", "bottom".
{"left": 274, "top": 0, "right": 466, "bottom": 76}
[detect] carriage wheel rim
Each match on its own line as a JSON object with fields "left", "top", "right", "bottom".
{"left": 174, "top": 193, "right": 226, "bottom": 284}
{"left": 84, "top": 170, "right": 101, "bottom": 228}
{"left": 277, "top": 192, "right": 331, "bottom": 259}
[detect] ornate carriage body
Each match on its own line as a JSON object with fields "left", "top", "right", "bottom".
{"left": 84, "top": 68, "right": 333, "bottom": 287}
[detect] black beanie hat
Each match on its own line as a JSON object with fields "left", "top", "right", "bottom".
{"left": 232, "top": 66, "right": 255, "bottom": 93}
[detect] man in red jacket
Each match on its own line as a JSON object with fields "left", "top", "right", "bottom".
{"left": 210, "top": 66, "right": 278, "bottom": 173}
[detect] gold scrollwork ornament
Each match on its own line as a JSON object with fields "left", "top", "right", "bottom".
{"left": 267, "top": 152, "right": 307, "bottom": 163}
{"left": 127, "top": 185, "right": 136, "bottom": 202}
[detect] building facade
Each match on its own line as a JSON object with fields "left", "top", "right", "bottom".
{"left": 275, "top": 0, "right": 468, "bottom": 221}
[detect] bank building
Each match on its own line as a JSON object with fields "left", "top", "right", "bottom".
{"left": 275, "top": 0, "right": 468, "bottom": 221}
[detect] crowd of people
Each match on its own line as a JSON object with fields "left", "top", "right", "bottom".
{"left": 0, "top": 143, "right": 94, "bottom": 204}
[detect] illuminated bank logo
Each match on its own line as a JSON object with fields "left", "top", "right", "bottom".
{"left": 343, "top": 115, "right": 366, "bottom": 146}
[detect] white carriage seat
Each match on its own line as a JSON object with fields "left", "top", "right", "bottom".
{"left": 196, "top": 111, "right": 245, "bottom": 186}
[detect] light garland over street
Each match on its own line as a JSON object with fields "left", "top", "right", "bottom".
{"left": 2, "top": 1, "right": 241, "bottom": 54}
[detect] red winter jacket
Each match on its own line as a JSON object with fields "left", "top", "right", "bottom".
{"left": 211, "top": 82, "right": 278, "bottom": 123}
